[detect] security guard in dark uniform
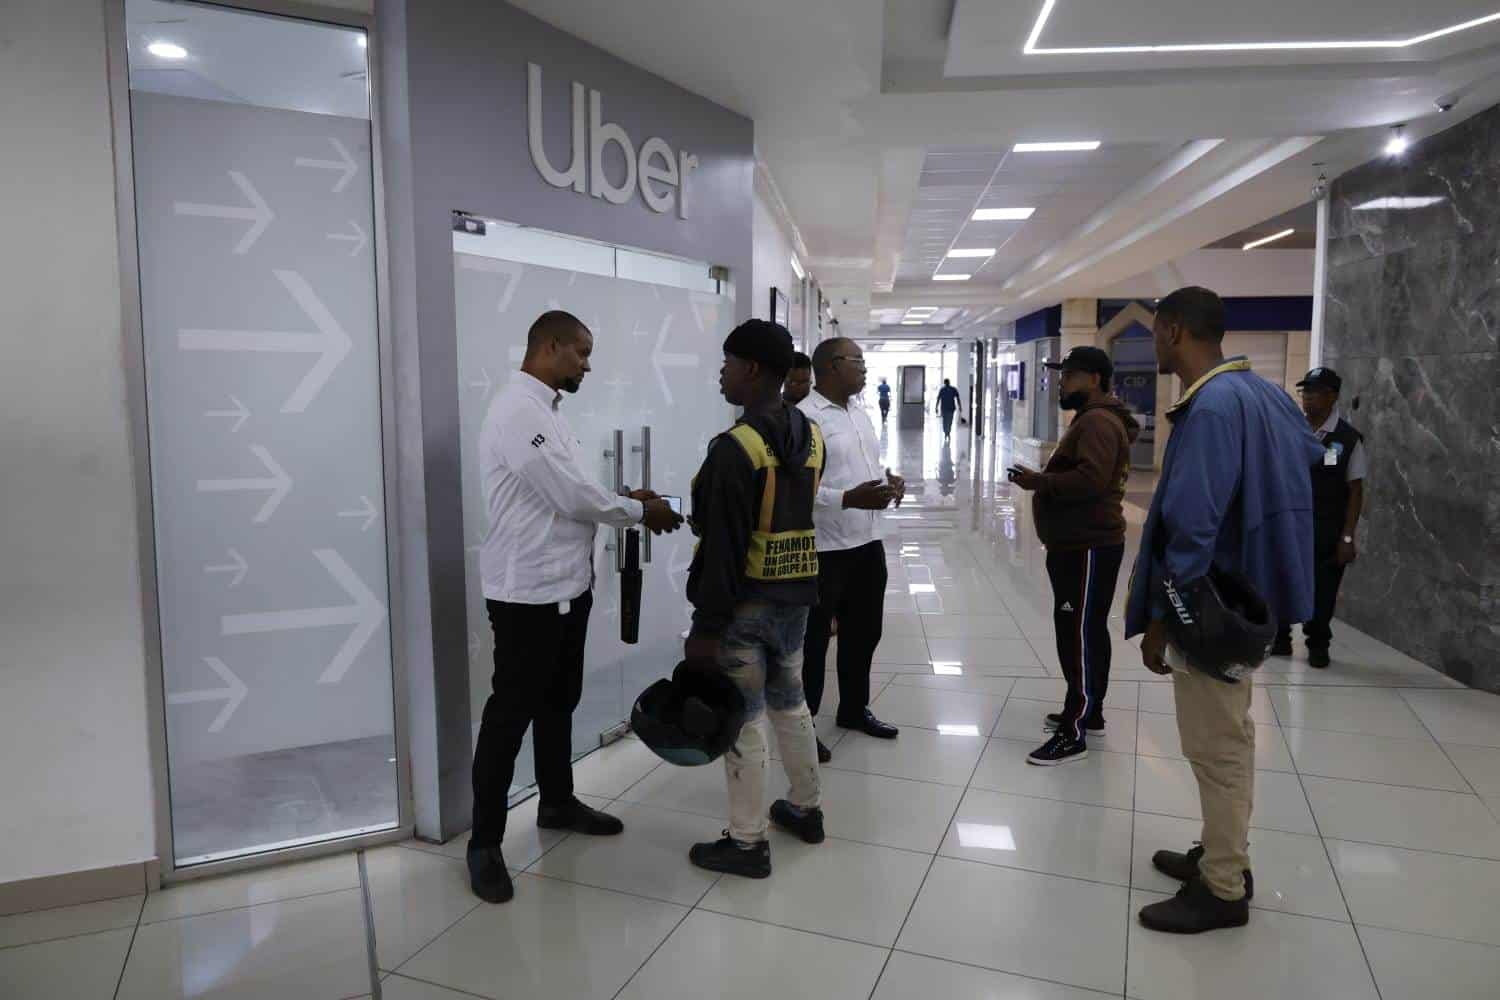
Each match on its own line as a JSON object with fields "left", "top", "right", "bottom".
{"left": 1273, "top": 367, "right": 1366, "bottom": 668}
{"left": 683, "top": 319, "right": 828, "bottom": 879}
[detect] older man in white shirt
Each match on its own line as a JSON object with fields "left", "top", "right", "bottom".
{"left": 797, "top": 338, "right": 904, "bottom": 760}
{"left": 468, "top": 310, "right": 682, "bottom": 905}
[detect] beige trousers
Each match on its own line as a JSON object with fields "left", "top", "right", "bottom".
{"left": 1170, "top": 648, "right": 1254, "bottom": 901}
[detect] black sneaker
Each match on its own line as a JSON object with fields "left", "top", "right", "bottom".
{"left": 817, "top": 739, "right": 832, "bottom": 764}
{"left": 537, "top": 797, "right": 625, "bottom": 835}
{"left": 689, "top": 832, "right": 771, "bottom": 878}
{"left": 1270, "top": 636, "right": 1294, "bottom": 657}
{"left": 1044, "top": 713, "right": 1105, "bottom": 734}
{"left": 466, "top": 845, "right": 514, "bottom": 904}
{"left": 770, "top": 799, "right": 826, "bottom": 844}
{"left": 1026, "top": 731, "right": 1088, "bottom": 766}
{"left": 1308, "top": 647, "right": 1331, "bottom": 669}
{"left": 1152, "top": 843, "right": 1254, "bottom": 900}
{"left": 1138, "top": 876, "right": 1249, "bottom": 934}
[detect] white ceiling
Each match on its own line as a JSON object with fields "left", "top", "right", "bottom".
{"left": 489, "top": 0, "right": 1500, "bottom": 335}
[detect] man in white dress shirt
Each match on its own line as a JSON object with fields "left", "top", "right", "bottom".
{"left": 798, "top": 338, "right": 904, "bottom": 760}
{"left": 468, "top": 310, "right": 682, "bottom": 904}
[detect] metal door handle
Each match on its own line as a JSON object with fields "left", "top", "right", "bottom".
{"left": 607, "top": 429, "right": 625, "bottom": 571}
{"left": 638, "top": 426, "right": 652, "bottom": 563}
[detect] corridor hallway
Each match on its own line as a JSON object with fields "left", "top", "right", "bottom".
{"left": 6, "top": 419, "right": 1500, "bottom": 999}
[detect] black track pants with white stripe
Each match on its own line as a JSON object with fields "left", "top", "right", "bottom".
{"left": 1046, "top": 544, "right": 1125, "bottom": 743}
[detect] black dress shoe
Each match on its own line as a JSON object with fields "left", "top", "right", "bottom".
{"left": 1270, "top": 636, "right": 1294, "bottom": 657}
{"left": 837, "top": 709, "right": 899, "bottom": 739}
{"left": 536, "top": 798, "right": 625, "bottom": 835}
{"left": 466, "top": 845, "right": 514, "bottom": 904}
{"left": 769, "top": 799, "right": 826, "bottom": 844}
{"left": 689, "top": 833, "right": 771, "bottom": 878}
{"left": 1308, "top": 646, "right": 1331, "bottom": 669}
{"left": 1151, "top": 843, "right": 1254, "bottom": 900}
{"left": 1138, "top": 876, "right": 1249, "bottom": 934}
{"left": 817, "top": 739, "right": 832, "bottom": 764}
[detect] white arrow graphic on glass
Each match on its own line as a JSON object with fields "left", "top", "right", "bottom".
{"left": 173, "top": 171, "right": 273, "bottom": 254}
{"left": 204, "top": 395, "right": 250, "bottom": 433}
{"left": 326, "top": 219, "right": 367, "bottom": 255}
{"left": 204, "top": 548, "right": 249, "bottom": 587}
{"left": 221, "top": 548, "right": 386, "bottom": 685}
{"left": 338, "top": 495, "right": 379, "bottom": 532}
{"left": 651, "top": 314, "right": 698, "bottom": 406}
{"left": 179, "top": 269, "right": 351, "bottom": 413}
{"left": 468, "top": 367, "right": 493, "bottom": 394}
{"left": 294, "top": 137, "right": 357, "bottom": 193}
{"left": 168, "top": 656, "right": 247, "bottom": 733}
{"left": 196, "top": 445, "right": 292, "bottom": 524}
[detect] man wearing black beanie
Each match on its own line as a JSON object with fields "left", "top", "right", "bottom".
{"left": 683, "top": 320, "right": 828, "bottom": 878}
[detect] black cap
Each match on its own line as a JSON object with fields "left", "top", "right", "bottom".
{"left": 723, "top": 319, "right": 796, "bottom": 375}
{"left": 1296, "top": 367, "right": 1342, "bottom": 392}
{"left": 1044, "top": 346, "right": 1113, "bottom": 381}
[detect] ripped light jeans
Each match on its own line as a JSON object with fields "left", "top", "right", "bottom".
{"left": 719, "top": 601, "right": 822, "bottom": 844}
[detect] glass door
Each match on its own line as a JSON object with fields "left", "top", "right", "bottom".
{"left": 452, "top": 220, "right": 733, "bottom": 801}
{"left": 124, "top": 0, "right": 399, "bottom": 867}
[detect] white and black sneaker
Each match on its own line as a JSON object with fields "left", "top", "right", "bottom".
{"left": 1027, "top": 731, "right": 1088, "bottom": 766}
{"left": 1044, "top": 713, "right": 1105, "bottom": 735}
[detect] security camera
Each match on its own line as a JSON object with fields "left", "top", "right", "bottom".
{"left": 1435, "top": 99, "right": 1456, "bottom": 113}
{"left": 1312, "top": 173, "right": 1329, "bottom": 200}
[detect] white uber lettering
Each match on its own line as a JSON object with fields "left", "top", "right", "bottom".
{"left": 527, "top": 62, "right": 695, "bottom": 217}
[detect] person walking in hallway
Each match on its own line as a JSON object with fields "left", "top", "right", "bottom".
{"left": 1128, "top": 287, "right": 1323, "bottom": 933}
{"left": 876, "top": 376, "right": 891, "bottom": 423}
{"left": 936, "top": 378, "right": 962, "bottom": 440}
{"left": 799, "top": 338, "right": 904, "bottom": 761}
{"left": 1272, "top": 367, "right": 1366, "bottom": 668}
{"left": 468, "top": 311, "right": 684, "bottom": 904}
{"left": 1007, "top": 346, "right": 1139, "bottom": 766}
{"left": 684, "top": 320, "right": 826, "bottom": 878}
{"left": 783, "top": 351, "right": 813, "bottom": 406}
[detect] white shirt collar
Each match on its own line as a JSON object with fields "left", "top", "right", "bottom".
{"left": 807, "top": 388, "right": 845, "bottom": 411}
{"left": 515, "top": 370, "right": 561, "bottom": 410}
{"left": 1316, "top": 410, "right": 1340, "bottom": 435}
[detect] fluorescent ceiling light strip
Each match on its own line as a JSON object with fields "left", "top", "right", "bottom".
{"left": 789, "top": 255, "right": 805, "bottom": 280}
{"left": 906, "top": 306, "right": 939, "bottom": 314}
{"left": 933, "top": 274, "right": 971, "bottom": 281}
{"left": 1241, "top": 227, "right": 1295, "bottom": 250}
{"left": 900, "top": 319, "right": 925, "bottom": 325}
{"left": 1012, "top": 141, "right": 1101, "bottom": 152}
{"left": 1352, "top": 196, "right": 1444, "bottom": 210}
{"left": 972, "top": 207, "right": 1035, "bottom": 221}
{"left": 946, "top": 247, "right": 996, "bottom": 258}
{"left": 1022, "top": 1, "right": 1500, "bottom": 54}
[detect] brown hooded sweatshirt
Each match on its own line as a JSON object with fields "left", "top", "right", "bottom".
{"left": 1031, "top": 396, "right": 1141, "bottom": 551}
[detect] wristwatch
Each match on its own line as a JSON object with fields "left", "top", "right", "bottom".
{"left": 1341, "top": 535, "right": 1354, "bottom": 544}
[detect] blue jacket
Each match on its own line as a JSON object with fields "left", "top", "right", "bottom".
{"left": 1125, "top": 359, "right": 1326, "bottom": 638}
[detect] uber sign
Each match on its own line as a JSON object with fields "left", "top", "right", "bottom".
{"left": 527, "top": 62, "right": 699, "bottom": 218}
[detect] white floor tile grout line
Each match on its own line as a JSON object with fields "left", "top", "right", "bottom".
{"left": 355, "top": 850, "right": 382, "bottom": 1000}
{"left": 1276, "top": 682, "right": 1387, "bottom": 1000}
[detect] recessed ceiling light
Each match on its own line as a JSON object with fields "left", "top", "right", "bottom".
{"left": 1023, "top": 0, "right": 1500, "bottom": 54}
{"left": 1385, "top": 124, "right": 1409, "bottom": 156}
{"left": 900, "top": 319, "right": 925, "bottom": 325}
{"left": 906, "top": 306, "right": 939, "bottom": 315}
{"left": 147, "top": 41, "right": 188, "bottom": 60}
{"left": 1352, "top": 196, "right": 1445, "bottom": 211}
{"left": 946, "top": 248, "right": 996, "bottom": 258}
{"left": 933, "top": 274, "right": 971, "bottom": 281}
{"left": 972, "top": 207, "right": 1035, "bottom": 221}
{"left": 1012, "top": 141, "right": 1101, "bottom": 153}
{"left": 1242, "top": 228, "right": 1295, "bottom": 250}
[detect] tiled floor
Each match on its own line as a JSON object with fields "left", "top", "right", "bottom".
{"left": 6, "top": 420, "right": 1500, "bottom": 999}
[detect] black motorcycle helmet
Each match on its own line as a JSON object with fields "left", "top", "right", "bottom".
{"left": 632, "top": 659, "right": 747, "bottom": 766}
{"left": 1161, "top": 567, "right": 1278, "bottom": 683}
